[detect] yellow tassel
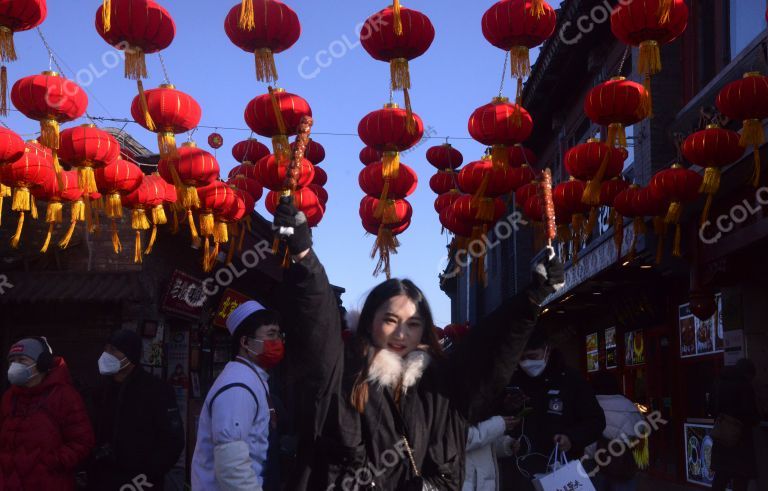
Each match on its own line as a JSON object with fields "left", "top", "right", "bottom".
{"left": 134, "top": 230, "right": 143, "bottom": 264}
{"left": 583, "top": 151, "right": 612, "bottom": 205}
{"left": 271, "top": 135, "right": 291, "bottom": 163}
{"left": 699, "top": 167, "right": 721, "bottom": 195}
{"left": 254, "top": 48, "right": 278, "bottom": 83}
{"left": 0, "top": 196, "right": 3, "bottom": 228}
{"left": 0, "top": 65, "right": 7, "bottom": 116}
{"left": 268, "top": 87, "right": 288, "bottom": 135}
{"left": 672, "top": 223, "right": 682, "bottom": 257}
{"left": 509, "top": 46, "right": 531, "bottom": 79}
{"left": 152, "top": 204, "right": 167, "bottom": 225}
{"left": 29, "top": 196, "right": 38, "bottom": 220}
{"left": 390, "top": 58, "right": 410, "bottom": 91}
{"left": 10, "top": 211, "right": 24, "bottom": 249}
{"left": 371, "top": 225, "right": 400, "bottom": 279}
{"left": 0, "top": 26, "right": 17, "bottom": 63}
{"left": 103, "top": 0, "right": 112, "bottom": 33}
{"left": 40, "top": 118, "right": 60, "bottom": 150}
{"left": 170, "top": 206, "right": 179, "bottom": 234}
{"left": 638, "top": 40, "right": 662, "bottom": 78}
{"left": 741, "top": 119, "right": 764, "bottom": 187}
{"left": 132, "top": 208, "right": 150, "bottom": 231}
{"left": 382, "top": 151, "right": 400, "bottom": 180}
{"left": 476, "top": 198, "right": 495, "bottom": 223}
{"left": 40, "top": 221, "right": 55, "bottom": 253}
{"left": 144, "top": 224, "right": 157, "bottom": 255}
{"left": 530, "top": 0, "right": 546, "bottom": 18}
{"left": 239, "top": 0, "right": 256, "bottom": 31}
{"left": 382, "top": 200, "right": 399, "bottom": 225}
{"left": 393, "top": 0, "right": 403, "bottom": 36}
{"left": 491, "top": 144, "right": 509, "bottom": 170}
{"left": 471, "top": 174, "right": 491, "bottom": 208}
{"left": 607, "top": 123, "right": 627, "bottom": 149}
{"left": 181, "top": 185, "right": 200, "bottom": 210}
{"left": 199, "top": 212, "right": 215, "bottom": 237}
{"left": 110, "top": 220, "right": 122, "bottom": 254}
{"left": 664, "top": 201, "right": 682, "bottom": 225}
{"left": 125, "top": 46, "right": 147, "bottom": 80}
{"left": 158, "top": 132, "right": 178, "bottom": 160}
{"left": 107, "top": 192, "right": 123, "bottom": 219}
{"left": 187, "top": 209, "right": 201, "bottom": 248}
{"left": 657, "top": 0, "right": 672, "bottom": 25}
{"left": 633, "top": 436, "right": 650, "bottom": 469}
{"left": 227, "top": 232, "right": 237, "bottom": 264}
{"left": 58, "top": 200, "right": 85, "bottom": 249}
{"left": 0, "top": 183, "right": 8, "bottom": 197}
{"left": 214, "top": 221, "right": 229, "bottom": 244}
{"left": 137, "top": 80, "right": 156, "bottom": 131}
{"left": 11, "top": 186, "right": 30, "bottom": 212}
{"left": 374, "top": 180, "right": 392, "bottom": 219}
{"left": 403, "top": 88, "right": 417, "bottom": 135}
{"left": 45, "top": 200, "right": 63, "bottom": 224}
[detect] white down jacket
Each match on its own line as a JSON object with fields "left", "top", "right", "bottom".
{"left": 462, "top": 416, "right": 516, "bottom": 491}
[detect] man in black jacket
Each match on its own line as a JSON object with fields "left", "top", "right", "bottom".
{"left": 498, "top": 330, "right": 605, "bottom": 490}
{"left": 87, "top": 329, "right": 185, "bottom": 491}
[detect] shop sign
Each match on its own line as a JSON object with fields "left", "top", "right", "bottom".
{"left": 213, "top": 288, "right": 253, "bottom": 329}
{"left": 723, "top": 330, "right": 745, "bottom": 366}
{"left": 679, "top": 295, "right": 724, "bottom": 359}
{"left": 162, "top": 270, "right": 207, "bottom": 320}
{"left": 684, "top": 423, "right": 716, "bottom": 487}
{"left": 605, "top": 327, "right": 618, "bottom": 369}
{"left": 586, "top": 333, "right": 599, "bottom": 372}
{"left": 624, "top": 329, "right": 645, "bottom": 366}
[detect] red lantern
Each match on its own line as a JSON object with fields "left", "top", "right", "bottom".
{"left": 611, "top": 0, "right": 688, "bottom": 111}
{"left": 715, "top": 72, "right": 768, "bottom": 186}
{"left": 362, "top": 217, "right": 410, "bottom": 237}
{"left": 360, "top": 195, "right": 413, "bottom": 278}
{"left": 32, "top": 170, "right": 83, "bottom": 253}
{"left": 435, "top": 190, "right": 461, "bottom": 214}
{"left": 292, "top": 139, "right": 325, "bottom": 165}
{"left": 650, "top": 164, "right": 703, "bottom": 257}
{"left": 553, "top": 178, "right": 590, "bottom": 258}
{"left": 359, "top": 146, "right": 382, "bottom": 166}
{"left": 523, "top": 194, "right": 544, "bottom": 222}
{"left": 482, "top": 0, "right": 557, "bottom": 100}
{"left": 468, "top": 97, "right": 533, "bottom": 169}
{"left": 440, "top": 204, "right": 473, "bottom": 237}
{"left": 584, "top": 77, "right": 649, "bottom": 148}
{"left": 254, "top": 154, "right": 314, "bottom": 191}
{"left": 458, "top": 157, "right": 517, "bottom": 198}
{"left": 198, "top": 181, "right": 239, "bottom": 271}
{"left": 232, "top": 138, "right": 271, "bottom": 164}
{"left": 360, "top": 196, "right": 413, "bottom": 227}
{"left": 358, "top": 103, "right": 424, "bottom": 179}
{"left": 224, "top": 0, "right": 300, "bottom": 83}
{"left": 610, "top": 184, "right": 643, "bottom": 259}
{"left": 426, "top": 144, "right": 463, "bottom": 170}
{"left": 312, "top": 166, "right": 328, "bottom": 187}
{"left": 266, "top": 187, "right": 323, "bottom": 227}
{"left": 0, "top": 127, "right": 25, "bottom": 222}
{"left": 94, "top": 159, "right": 143, "bottom": 253}
{"left": 5, "top": 146, "right": 55, "bottom": 248}
{"left": 130, "top": 84, "right": 202, "bottom": 159}
{"left": 309, "top": 184, "right": 328, "bottom": 206}
{"left": 11, "top": 71, "right": 88, "bottom": 175}
{"left": 452, "top": 194, "right": 506, "bottom": 225}
{"left": 515, "top": 180, "right": 538, "bottom": 209}
{"left": 360, "top": 162, "right": 418, "bottom": 199}
{"left": 0, "top": 0, "right": 47, "bottom": 115}
{"left": 600, "top": 177, "right": 630, "bottom": 208}
{"left": 564, "top": 139, "right": 627, "bottom": 205}
{"left": 430, "top": 170, "right": 458, "bottom": 195}
{"left": 634, "top": 184, "right": 671, "bottom": 264}
{"left": 244, "top": 88, "right": 312, "bottom": 161}
{"left": 508, "top": 144, "right": 537, "bottom": 168}
{"left": 228, "top": 174, "right": 263, "bottom": 203}
{"left": 228, "top": 163, "right": 259, "bottom": 181}
{"left": 682, "top": 125, "right": 745, "bottom": 222}
{"left": 123, "top": 176, "right": 165, "bottom": 263}
{"left": 509, "top": 164, "right": 537, "bottom": 193}
{"left": 208, "top": 133, "right": 224, "bottom": 150}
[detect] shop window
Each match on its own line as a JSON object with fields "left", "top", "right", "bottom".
{"left": 728, "top": 0, "right": 765, "bottom": 60}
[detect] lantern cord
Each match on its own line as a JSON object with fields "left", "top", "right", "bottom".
{"left": 499, "top": 51, "right": 509, "bottom": 98}
{"left": 158, "top": 53, "right": 171, "bottom": 85}
{"left": 617, "top": 46, "right": 630, "bottom": 77}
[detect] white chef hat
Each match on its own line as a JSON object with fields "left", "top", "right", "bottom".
{"left": 226, "top": 300, "right": 266, "bottom": 335}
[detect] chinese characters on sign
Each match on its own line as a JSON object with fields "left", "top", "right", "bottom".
{"left": 161, "top": 270, "right": 207, "bottom": 320}
{"left": 679, "top": 294, "right": 724, "bottom": 359}
{"left": 213, "top": 288, "right": 253, "bottom": 329}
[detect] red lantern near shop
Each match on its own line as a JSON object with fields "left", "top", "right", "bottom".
{"left": 612, "top": 184, "right": 642, "bottom": 260}
{"left": 254, "top": 154, "right": 314, "bottom": 191}
{"left": 32, "top": 169, "right": 82, "bottom": 253}
{"left": 360, "top": 195, "right": 413, "bottom": 279}
{"left": 359, "top": 146, "right": 382, "bottom": 166}
{"left": 233, "top": 138, "right": 271, "bottom": 165}
{"left": 292, "top": 139, "right": 325, "bottom": 165}
{"left": 553, "top": 178, "right": 590, "bottom": 261}
{"left": 228, "top": 174, "right": 263, "bottom": 203}
{"left": 198, "top": 181, "right": 235, "bottom": 271}
{"left": 0, "top": 0, "right": 47, "bottom": 115}
{"left": 600, "top": 177, "right": 630, "bottom": 213}
{"left": 509, "top": 144, "right": 537, "bottom": 168}
{"left": 429, "top": 170, "right": 458, "bottom": 195}
{"left": 360, "top": 161, "right": 417, "bottom": 222}
{"left": 426, "top": 143, "right": 463, "bottom": 171}
{"left": 94, "top": 158, "right": 143, "bottom": 253}
{"left": 435, "top": 190, "right": 461, "bottom": 214}
{"left": 0, "top": 127, "right": 25, "bottom": 224}
{"left": 440, "top": 203, "right": 473, "bottom": 238}
{"left": 451, "top": 194, "right": 506, "bottom": 283}
{"left": 584, "top": 77, "right": 649, "bottom": 148}
{"left": 244, "top": 88, "right": 312, "bottom": 161}
{"left": 509, "top": 164, "right": 537, "bottom": 195}
{"left": 468, "top": 97, "right": 533, "bottom": 169}
{"left": 265, "top": 186, "right": 323, "bottom": 227}
{"left": 51, "top": 170, "right": 88, "bottom": 251}
{"left": 358, "top": 103, "right": 424, "bottom": 179}
{"left": 458, "top": 156, "right": 517, "bottom": 199}
{"left": 634, "top": 184, "right": 671, "bottom": 264}
{"left": 564, "top": 139, "right": 627, "bottom": 204}
{"left": 224, "top": 0, "right": 300, "bottom": 83}
{"left": 515, "top": 180, "right": 538, "bottom": 210}
{"left": 4, "top": 145, "right": 54, "bottom": 248}
{"left": 610, "top": 0, "right": 688, "bottom": 113}
{"left": 482, "top": 0, "right": 557, "bottom": 102}
{"left": 682, "top": 125, "right": 744, "bottom": 222}
{"left": 138, "top": 174, "right": 169, "bottom": 256}
{"left": 130, "top": 84, "right": 202, "bottom": 159}
{"left": 715, "top": 72, "right": 768, "bottom": 187}
{"left": 122, "top": 177, "right": 163, "bottom": 263}
{"left": 11, "top": 71, "right": 88, "bottom": 177}
{"left": 650, "top": 164, "right": 702, "bottom": 257}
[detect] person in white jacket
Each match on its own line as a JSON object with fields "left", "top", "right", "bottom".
{"left": 192, "top": 301, "right": 285, "bottom": 491}
{"left": 463, "top": 415, "right": 519, "bottom": 491}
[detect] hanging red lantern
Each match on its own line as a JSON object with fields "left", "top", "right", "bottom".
{"left": 440, "top": 204, "right": 473, "bottom": 238}
{"left": 451, "top": 194, "right": 506, "bottom": 283}
{"left": 4, "top": 145, "right": 55, "bottom": 248}
{"left": 228, "top": 174, "right": 263, "bottom": 203}
{"left": 715, "top": 72, "right": 768, "bottom": 187}
{"left": 553, "top": 178, "right": 590, "bottom": 260}
{"left": 523, "top": 194, "right": 544, "bottom": 222}
{"left": 564, "top": 138, "right": 627, "bottom": 204}
{"left": 94, "top": 158, "right": 143, "bottom": 253}
{"left": 292, "top": 138, "right": 325, "bottom": 165}
{"left": 0, "top": 127, "right": 25, "bottom": 224}
{"left": 138, "top": 174, "right": 169, "bottom": 255}
{"left": 228, "top": 163, "right": 259, "bottom": 182}
{"left": 515, "top": 180, "right": 538, "bottom": 209}
{"left": 122, "top": 177, "right": 165, "bottom": 263}
{"left": 232, "top": 138, "right": 271, "bottom": 164}
{"left": 360, "top": 196, "right": 413, "bottom": 227}
{"left": 510, "top": 164, "right": 537, "bottom": 193}
{"left": 312, "top": 166, "right": 328, "bottom": 187}
{"left": 254, "top": 154, "right": 314, "bottom": 191}
{"left": 32, "top": 170, "right": 82, "bottom": 253}
{"left": 158, "top": 141, "right": 220, "bottom": 208}
{"left": 0, "top": 0, "right": 47, "bottom": 115}
{"left": 197, "top": 181, "right": 236, "bottom": 271}
{"left": 435, "top": 190, "right": 461, "bottom": 214}
{"left": 600, "top": 177, "right": 630, "bottom": 209}
{"left": 309, "top": 184, "right": 328, "bottom": 206}
{"left": 468, "top": 97, "right": 533, "bottom": 169}
{"left": 611, "top": 184, "right": 643, "bottom": 260}
{"left": 508, "top": 144, "right": 537, "bottom": 168}
{"left": 426, "top": 143, "right": 463, "bottom": 171}
{"left": 458, "top": 156, "right": 517, "bottom": 198}
{"left": 362, "top": 217, "right": 410, "bottom": 237}
{"left": 224, "top": 0, "right": 300, "bottom": 83}
{"left": 52, "top": 170, "right": 88, "bottom": 251}
{"left": 245, "top": 88, "right": 312, "bottom": 161}
{"left": 430, "top": 170, "right": 458, "bottom": 195}
{"left": 650, "top": 164, "right": 702, "bottom": 257}
{"left": 682, "top": 124, "right": 745, "bottom": 222}
{"left": 584, "top": 77, "right": 649, "bottom": 148}
{"left": 358, "top": 103, "right": 424, "bottom": 179}
{"left": 359, "top": 146, "right": 382, "bottom": 166}
{"left": 11, "top": 71, "right": 88, "bottom": 177}
{"left": 265, "top": 187, "right": 323, "bottom": 227}
{"left": 482, "top": 0, "right": 557, "bottom": 102}
{"left": 611, "top": 0, "right": 688, "bottom": 112}
{"left": 360, "top": 161, "right": 417, "bottom": 222}
{"left": 634, "top": 184, "right": 671, "bottom": 264}
{"left": 208, "top": 132, "right": 224, "bottom": 150}
{"left": 130, "top": 84, "right": 202, "bottom": 159}
{"left": 360, "top": 195, "right": 413, "bottom": 278}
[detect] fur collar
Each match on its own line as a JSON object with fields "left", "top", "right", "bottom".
{"left": 367, "top": 347, "right": 431, "bottom": 393}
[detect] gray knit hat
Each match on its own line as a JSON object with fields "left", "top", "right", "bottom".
{"left": 8, "top": 338, "right": 49, "bottom": 362}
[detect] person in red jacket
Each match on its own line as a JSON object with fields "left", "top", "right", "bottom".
{"left": 0, "top": 337, "right": 95, "bottom": 491}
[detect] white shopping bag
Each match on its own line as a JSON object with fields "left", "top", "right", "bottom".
{"left": 532, "top": 446, "right": 596, "bottom": 491}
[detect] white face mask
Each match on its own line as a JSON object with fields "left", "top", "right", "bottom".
{"left": 98, "top": 352, "right": 127, "bottom": 376}
{"left": 519, "top": 349, "right": 549, "bottom": 378}
{"left": 8, "top": 362, "right": 36, "bottom": 386}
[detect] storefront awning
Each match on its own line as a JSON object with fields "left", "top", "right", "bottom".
{"left": 0, "top": 272, "right": 151, "bottom": 304}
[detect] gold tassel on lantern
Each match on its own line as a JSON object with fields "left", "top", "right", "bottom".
{"left": 382, "top": 151, "right": 400, "bottom": 180}
{"left": 131, "top": 208, "right": 150, "bottom": 264}
{"left": 638, "top": 40, "right": 661, "bottom": 118}
{"left": 239, "top": 0, "right": 256, "bottom": 31}
{"left": 144, "top": 223, "right": 157, "bottom": 256}
{"left": 110, "top": 220, "right": 122, "bottom": 254}
{"left": 672, "top": 223, "right": 682, "bottom": 257}
{"left": 124, "top": 46, "right": 147, "bottom": 80}
{"left": 393, "top": 0, "right": 403, "bottom": 36}
{"left": 0, "top": 65, "right": 7, "bottom": 116}
{"left": 390, "top": 58, "right": 410, "bottom": 91}
{"left": 403, "top": 88, "right": 417, "bottom": 135}
{"left": 529, "top": 0, "right": 546, "bottom": 18}
{"left": 699, "top": 167, "right": 721, "bottom": 224}
{"left": 268, "top": 87, "right": 290, "bottom": 160}
{"left": 10, "top": 211, "right": 24, "bottom": 249}
{"left": 476, "top": 198, "right": 495, "bottom": 223}
{"left": 199, "top": 212, "right": 215, "bottom": 238}
{"left": 157, "top": 132, "right": 179, "bottom": 160}
{"left": 152, "top": 204, "right": 167, "bottom": 225}
{"left": 583, "top": 151, "right": 613, "bottom": 205}
{"left": 657, "top": 0, "right": 673, "bottom": 25}
{"left": 470, "top": 173, "right": 491, "bottom": 208}
{"left": 741, "top": 118, "right": 764, "bottom": 187}
{"left": 607, "top": 123, "right": 628, "bottom": 149}
{"left": 170, "top": 206, "right": 179, "bottom": 234}
{"left": 40, "top": 118, "right": 60, "bottom": 150}
{"left": 0, "top": 26, "right": 17, "bottom": 62}
{"left": 374, "top": 180, "right": 392, "bottom": 220}
{"left": 136, "top": 80, "right": 156, "bottom": 131}
{"left": 0, "top": 183, "right": 8, "bottom": 227}
{"left": 187, "top": 209, "right": 201, "bottom": 248}
{"left": 106, "top": 192, "right": 123, "bottom": 219}
{"left": 584, "top": 207, "right": 599, "bottom": 237}
{"left": 255, "top": 48, "right": 278, "bottom": 83}
{"left": 491, "top": 144, "right": 509, "bottom": 170}
{"left": 633, "top": 436, "right": 650, "bottom": 469}
{"left": 509, "top": 46, "right": 531, "bottom": 80}
{"left": 102, "top": 0, "right": 112, "bottom": 32}
{"left": 664, "top": 201, "right": 682, "bottom": 226}
{"left": 58, "top": 199, "right": 85, "bottom": 249}
{"left": 30, "top": 195, "right": 37, "bottom": 220}
{"left": 372, "top": 225, "right": 400, "bottom": 279}
{"left": 11, "top": 186, "right": 31, "bottom": 213}
{"left": 40, "top": 202, "right": 63, "bottom": 253}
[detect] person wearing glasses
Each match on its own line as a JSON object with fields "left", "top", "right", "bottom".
{"left": 192, "top": 301, "right": 285, "bottom": 491}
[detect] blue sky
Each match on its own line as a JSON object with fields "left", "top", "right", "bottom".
{"left": 5, "top": 1, "right": 561, "bottom": 326}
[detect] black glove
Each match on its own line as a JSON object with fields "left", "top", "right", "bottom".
{"left": 272, "top": 196, "right": 312, "bottom": 255}
{"left": 528, "top": 246, "right": 565, "bottom": 306}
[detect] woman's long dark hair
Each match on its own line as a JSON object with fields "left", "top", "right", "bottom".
{"left": 350, "top": 278, "right": 443, "bottom": 413}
